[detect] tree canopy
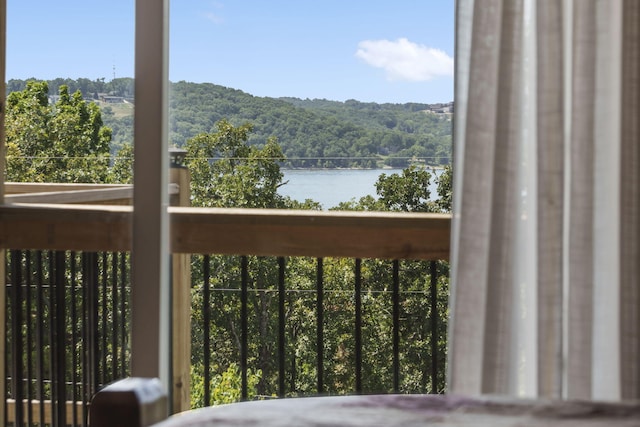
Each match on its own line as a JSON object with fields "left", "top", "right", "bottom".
{"left": 5, "top": 81, "right": 112, "bottom": 183}
{"left": 168, "top": 81, "right": 452, "bottom": 169}
{"left": 8, "top": 78, "right": 452, "bottom": 170}
{"left": 185, "top": 119, "right": 286, "bottom": 208}
{"left": 333, "top": 165, "right": 452, "bottom": 214}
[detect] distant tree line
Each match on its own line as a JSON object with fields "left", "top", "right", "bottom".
{"left": 6, "top": 77, "right": 134, "bottom": 100}
{"left": 6, "top": 78, "right": 451, "bottom": 169}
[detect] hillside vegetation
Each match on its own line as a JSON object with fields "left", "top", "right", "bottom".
{"left": 7, "top": 78, "right": 452, "bottom": 169}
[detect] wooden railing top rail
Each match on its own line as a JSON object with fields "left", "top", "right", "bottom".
{"left": 5, "top": 182, "right": 131, "bottom": 194}
{"left": 0, "top": 204, "right": 450, "bottom": 260}
{"left": 171, "top": 206, "right": 450, "bottom": 260}
{"left": 4, "top": 182, "right": 179, "bottom": 205}
{"left": 0, "top": 203, "right": 131, "bottom": 252}
{"left": 6, "top": 187, "right": 134, "bottom": 205}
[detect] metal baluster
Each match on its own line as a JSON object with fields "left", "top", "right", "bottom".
{"left": 89, "top": 253, "right": 100, "bottom": 398}
{"left": 81, "top": 253, "right": 92, "bottom": 426}
{"left": 71, "top": 253, "right": 79, "bottom": 427}
{"left": 100, "top": 253, "right": 108, "bottom": 387}
{"left": 55, "top": 251, "right": 67, "bottom": 427}
{"left": 429, "top": 261, "right": 438, "bottom": 393}
{"left": 119, "top": 253, "right": 128, "bottom": 378}
{"left": 240, "top": 256, "right": 248, "bottom": 400}
{"left": 35, "top": 251, "right": 45, "bottom": 426}
{"left": 354, "top": 259, "right": 362, "bottom": 394}
{"left": 316, "top": 258, "right": 324, "bottom": 394}
{"left": 277, "top": 257, "right": 286, "bottom": 397}
{"left": 202, "top": 255, "right": 211, "bottom": 406}
{"left": 48, "top": 251, "right": 56, "bottom": 424}
{"left": 112, "top": 252, "right": 119, "bottom": 380}
{"left": 392, "top": 260, "right": 400, "bottom": 393}
{"left": 25, "top": 251, "right": 34, "bottom": 425}
{"left": 10, "top": 250, "right": 24, "bottom": 425}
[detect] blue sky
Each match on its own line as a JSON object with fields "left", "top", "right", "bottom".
{"left": 7, "top": 1, "right": 454, "bottom": 104}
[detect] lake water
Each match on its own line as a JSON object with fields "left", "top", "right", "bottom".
{"left": 280, "top": 168, "right": 442, "bottom": 209}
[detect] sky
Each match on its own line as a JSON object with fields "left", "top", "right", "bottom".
{"left": 6, "top": 1, "right": 454, "bottom": 104}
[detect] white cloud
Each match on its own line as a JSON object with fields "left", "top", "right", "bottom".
{"left": 203, "top": 12, "right": 224, "bottom": 24}
{"left": 356, "top": 38, "right": 453, "bottom": 82}
{"left": 203, "top": 1, "right": 225, "bottom": 24}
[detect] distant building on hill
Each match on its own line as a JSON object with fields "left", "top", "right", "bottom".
{"left": 100, "top": 94, "right": 125, "bottom": 103}
{"left": 427, "top": 101, "right": 454, "bottom": 114}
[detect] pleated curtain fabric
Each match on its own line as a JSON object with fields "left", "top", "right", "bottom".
{"left": 449, "top": 0, "right": 640, "bottom": 400}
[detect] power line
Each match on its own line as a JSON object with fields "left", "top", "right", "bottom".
{"left": 6, "top": 155, "right": 451, "bottom": 161}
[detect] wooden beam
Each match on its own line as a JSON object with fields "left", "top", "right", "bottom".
{"left": 0, "top": 204, "right": 131, "bottom": 252}
{"left": 4, "top": 183, "right": 178, "bottom": 206}
{"left": 5, "top": 187, "right": 134, "bottom": 204}
{"left": 5, "top": 182, "right": 131, "bottom": 194}
{"left": 5, "top": 182, "right": 179, "bottom": 196}
{"left": 170, "top": 207, "right": 451, "bottom": 260}
{"left": 0, "top": 204, "right": 450, "bottom": 261}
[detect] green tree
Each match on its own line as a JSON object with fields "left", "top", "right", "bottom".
{"left": 185, "top": 119, "right": 286, "bottom": 208}
{"left": 435, "top": 165, "right": 453, "bottom": 212}
{"left": 332, "top": 166, "right": 445, "bottom": 213}
{"left": 109, "top": 142, "right": 134, "bottom": 184}
{"left": 5, "top": 81, "right": 112, "bottom": 182}
{"left": 375, "top": 165, "right": 435, "bottom": 212}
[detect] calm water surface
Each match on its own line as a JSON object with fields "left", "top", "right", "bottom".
{"left": 280, "top": 168, "right": 442, "bottom": 209}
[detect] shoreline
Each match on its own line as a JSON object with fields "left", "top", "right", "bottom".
{"left": 280, "top": 165, "right": 447, "bottom": 171}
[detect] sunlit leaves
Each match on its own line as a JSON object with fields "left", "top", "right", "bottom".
{"left": 5, "top": 82, "right": 112, "bottom": 183}
{"left": 185, "top": 119, "right": 286, "bottom": 208}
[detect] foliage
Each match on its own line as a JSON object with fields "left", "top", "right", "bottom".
{"left": 185, "top": 119, "right": 287, "bottom": 208}
{"left": 109, "top": 142, "right": 134, "bottom": 184}
{"left": 5, "top": 81, "right": 112, "bottom": 183}
{"left": 333, "top": 165, "right": 452, "bottom": 214}
{"left": 8, "top": 78, "right": 452, "bottom": 169}
{"left": 168, "top": 82, "right": 452, "bottom": 168}
{"left": 435, "top": 165, "right": 453, "bottom": 212}
{"left": 190, "top": 363, "right": 262, "bottom": 408}
{"left": 375, "top": 166, "right": 434, "bottom": 212}
{"left": 282, "top": 97, "right": 452, "bottom": 167}
{"left": 7, "top": 77, "right": 134, "bottom": 100}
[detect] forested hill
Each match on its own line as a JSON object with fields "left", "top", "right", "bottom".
{"left": 7, "top": 78, "right": 452, "bottom": 168}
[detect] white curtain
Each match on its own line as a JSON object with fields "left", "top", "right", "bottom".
{"left": 449, "top": 0, "right": 640, "bottom": 400}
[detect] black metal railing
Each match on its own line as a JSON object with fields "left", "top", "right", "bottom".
{"left": 6, "top": 250, "right": 448, "bottom": 423}
{"left": 192, "top": 255, "right": 448, "bottom": 407}
{"left": 1, "top": 191, "right": 451, "bottom": 424}
{"left": 5, "top": 250, "right": 131, "bottom": 427}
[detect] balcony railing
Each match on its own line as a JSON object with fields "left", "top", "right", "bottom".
{"left": 5, "top": 250, "right": 129, "bottom": 426}
{"left": 1, "top": 185, "right": 450, "bottom": 426}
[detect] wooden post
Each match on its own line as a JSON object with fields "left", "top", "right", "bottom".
{"left": 169, "top": 153, "right": 192, "bottom": 412}
{"left": 90, "top": 378, "right": 168, "bottom": 427}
